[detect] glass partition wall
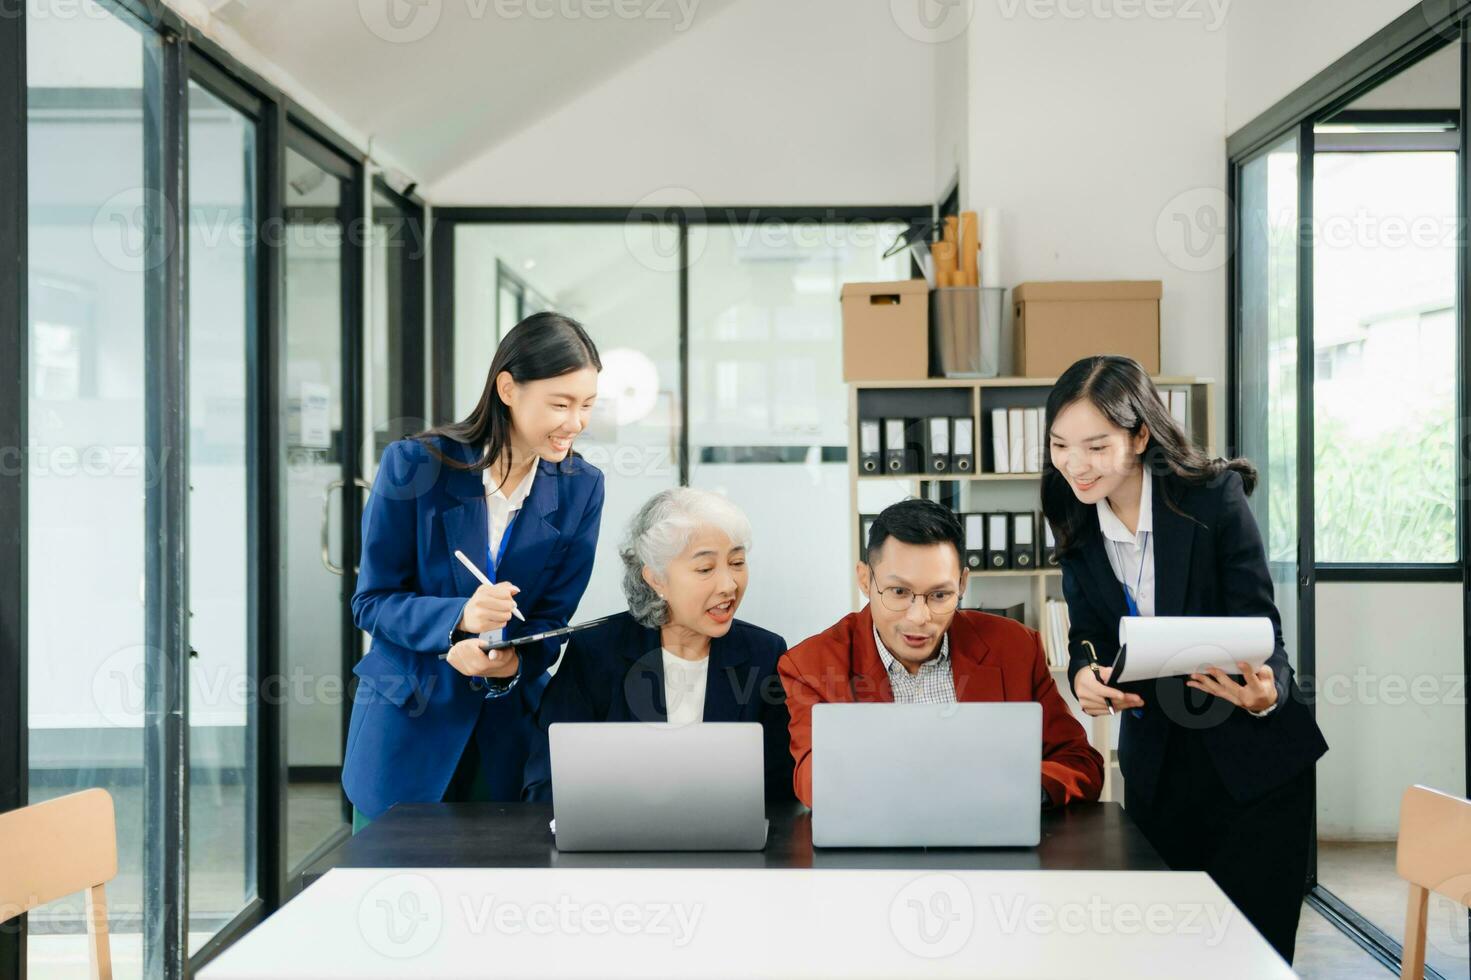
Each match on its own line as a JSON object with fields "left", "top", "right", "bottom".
{"left": 8, "top": 4, "right": 427, "bottom": 977}
{"left": 1230, "top": 14, "right": 1467, "bottom": 978}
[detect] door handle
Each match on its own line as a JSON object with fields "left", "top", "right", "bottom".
{"left": 322, "top": 477, "right": 373, "bottom": 576}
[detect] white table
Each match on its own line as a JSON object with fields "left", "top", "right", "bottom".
{"left": 199, "top": 867, "right": 1294, "bottom": 979}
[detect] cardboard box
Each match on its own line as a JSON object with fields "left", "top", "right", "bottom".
{"left": 1012, "top": 281, "right": 1161, "bottom": 377}
{"left": 840, "top": 279, "right": 930, "bottom": 381}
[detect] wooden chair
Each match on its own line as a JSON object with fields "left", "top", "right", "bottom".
{"left": 1398, "top": 785, "right": 1471, "bottom": 979}
{"left": 0, "top": 788, "right": 118, "bottom": 980}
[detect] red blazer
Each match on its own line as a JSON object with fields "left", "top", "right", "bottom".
{"left": 777, "top": 607, "right": 1104, "bottom": 808}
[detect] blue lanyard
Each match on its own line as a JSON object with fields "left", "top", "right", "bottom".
{"left": 1121, "top": 531, "right": 1149, "bottom": 718}
{"left": 1122, "top": 530, "right": 1149, "bottom": 617}
{"left": 486, "top": 510, "right": 520, "bottom": 582}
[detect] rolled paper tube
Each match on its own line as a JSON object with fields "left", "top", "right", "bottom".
{"left": 979, "top": 207, "right": 1001, "bottom": 287}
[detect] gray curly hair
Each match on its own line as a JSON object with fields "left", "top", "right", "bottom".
{"left": 621, "top": 488, "right": 753, "bottom": 628}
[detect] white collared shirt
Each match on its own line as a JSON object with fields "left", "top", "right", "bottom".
{"left": 872, "top": 625, "right": 956, "bottom": 705}
{"left": 474, "top": 459, "right": 538, "bottom": 644}
{"left": 483, "top": 459, "right": 538, "bottom": 566}
{"left": 1096, "top": 471, "right": 1154, "bottom": 617}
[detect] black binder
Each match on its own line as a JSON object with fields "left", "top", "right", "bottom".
{"left": 986, "top": 513, "right": 1010, "bottom": 570}
{"left": 858, "top": 419, "right": 881, "bottom": 474}
{"left": 858, "top": 513, "right": 878, "bottom": 559}
{"left": 883, "top": 418, "right": 906, "bottom": 474}
{"left": 1043, "top": 518, "right": 1059, "bottom": 567}
{"left": 1011, "top": 512, "right": 1036, "bottom": 569}
{"left": 962, "top": 513, "right": 986, "bottom": 571}
{"left": 925, "top": 416, "right": 951, "bottom": 474}
{"left": 952, "top": 417, "right": 974, "bottom": 473}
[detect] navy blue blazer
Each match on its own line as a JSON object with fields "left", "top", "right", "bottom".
{"left": 1061, "top": 469, "right": 1328, "bottom": 808}
{"left": 343, "top": 435, "right": 605, "bottom": 819}
{"left": 523, "top": 611, "right": 795, "bottom": 803}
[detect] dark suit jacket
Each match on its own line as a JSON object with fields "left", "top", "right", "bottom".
{"left": 1061, "top": 468, "right": 1328, "bottom": 808}
{"left": 778, "top": 606, "right": 1104, "bottom": 809}
{"left": 343, "top": 436, "right": 604, "bottom": 819}
{"left": 523, "top": 611, "right": 795, "bottom": 803}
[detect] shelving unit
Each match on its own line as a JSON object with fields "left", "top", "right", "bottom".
{"left": 846, "top": 375, "right": 1216, "bottom": 620}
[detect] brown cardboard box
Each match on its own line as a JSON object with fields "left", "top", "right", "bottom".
{"left": 1012, "top": 281, "right": 1161, "bottom": 377}
{"left": 840, "top": 279, "right": 930, "bottom": 381}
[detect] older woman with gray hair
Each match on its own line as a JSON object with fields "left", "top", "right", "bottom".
{"left": 522, "top": 487, "right": 793, "bottom": 802}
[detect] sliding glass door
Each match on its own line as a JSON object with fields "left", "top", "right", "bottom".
{"left": 26, "top": 5, "right": 158, "bottom": 975}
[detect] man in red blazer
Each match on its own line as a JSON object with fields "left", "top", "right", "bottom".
{"left": 779, "top": 499, "right": 1103, "bottom": 808}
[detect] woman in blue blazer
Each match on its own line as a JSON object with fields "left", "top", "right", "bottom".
{"left": 344, "top": 313, "right": 606, "bottom": 824}
{"left": 524, "top": 488, "right": 793, "bottom": 803}
{"left": 1042, "top": 355, "right": 1327, "bottom": 964}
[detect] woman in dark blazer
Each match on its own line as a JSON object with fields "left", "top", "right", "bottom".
{"left": 344, "top": 313, "right": 605, "bottom": 825}
{"left": 1041, "top": 355, "right": 1327, "bottom": 965}
{"left": 524, "top": 488, "right": 793, "bottom": 803}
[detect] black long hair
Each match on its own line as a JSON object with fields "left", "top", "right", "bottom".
{"left": 415, "top": 312, "right": 601, "bottom": 492}
{"left": 1039, "top": 355, "right": 1257, "bottom": 555}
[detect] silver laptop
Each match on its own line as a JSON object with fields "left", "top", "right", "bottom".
{"left": 811, "top": 702, "right": 1042, "bottom": 848}
{"left": 549, "top": 722, "right": 769, "bottom": 852}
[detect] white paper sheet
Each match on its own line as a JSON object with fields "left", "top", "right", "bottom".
{"left": 1114, "top": 616, "right": 1273, "bottom": 683}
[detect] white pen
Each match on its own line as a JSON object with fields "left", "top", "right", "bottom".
{"left": 454, "top": 548, "right": 526, "bottom": 622}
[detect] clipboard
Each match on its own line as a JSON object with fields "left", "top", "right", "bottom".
{"left": 438, "top": 616, "right": 613, "bottom": 659}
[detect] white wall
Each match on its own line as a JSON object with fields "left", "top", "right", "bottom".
{"left": 1224, "top": 0, "right": 1427, "bottom": 134}
{"left": 933, "top": 23, "right": 969, "bottom": 203}
{"left": 427, "top": 0, "right": 936, "bottom": 205}
{"left": 964, "top": 3, "right": 1229, "bottom": 413}
{"left": 1315, "top": 583, "right": 1464, "bottom": 839}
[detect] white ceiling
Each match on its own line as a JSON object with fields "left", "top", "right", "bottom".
{"left": 204, "top": 0, "right": 740, "bottom": 186}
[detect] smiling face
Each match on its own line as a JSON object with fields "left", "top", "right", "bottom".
{"left": 856, "top": 537, "right": 965, "bottom": 671}
{"left": 1048, "top": 397, "right": 1150, "bottom": 506}
{"left": 643, "top": 527, "right": 748, "bottom": 640}
{"left": 497, "top": 367, "right": 600, "bottom": 463}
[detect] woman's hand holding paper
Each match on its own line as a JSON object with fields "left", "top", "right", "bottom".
{"left": 1186, "top": 661, "right": 1278, "bottom": 713}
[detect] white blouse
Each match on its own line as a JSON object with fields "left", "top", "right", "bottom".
{"left": 662, "top": 649, "right": 710, "bottom": 726}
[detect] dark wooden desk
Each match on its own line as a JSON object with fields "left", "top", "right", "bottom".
{"left": 303, "top": 801, "right": 1163, "bottom": 885}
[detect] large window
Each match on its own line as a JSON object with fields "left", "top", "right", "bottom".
{"left": 26, "top": 4, "right": 156, "bottom": 976}
{"left": 1312, "top": 116, "right": 1457, "bottom": 563}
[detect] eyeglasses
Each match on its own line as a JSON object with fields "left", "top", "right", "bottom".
{"left": 872, "top": 584, "right": 960, "bottom": 614}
